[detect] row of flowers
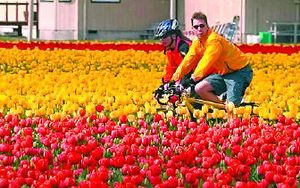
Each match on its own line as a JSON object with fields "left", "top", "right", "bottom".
{"left": 0, "top": 42, "right": 299, "bottom": 187}
{"left": 0, "top": 47, "right": 299, "bottom": 121}
{"left": 1, "top": 41, "right": 300, "bottom": 54}
{"left": 0, "top": 110, "right": 299, "bottom": 187}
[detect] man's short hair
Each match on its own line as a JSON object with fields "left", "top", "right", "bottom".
{"left": 191, "top": 11, "right": 208, "bottom": 25}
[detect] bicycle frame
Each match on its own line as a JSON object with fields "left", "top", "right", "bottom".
{"left": 154, "top": 82, "right": 257, "bottom": 116}
{"left": 182, "top": 94, "right": 225, "bottom": 113}
{"left": 154, "top": 82, "right": 227, "bottom": 113}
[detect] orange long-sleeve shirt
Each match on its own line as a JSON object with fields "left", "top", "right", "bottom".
{"left": 163, "top": 49, "right": 185, "bottom": 83}
{"left": 172, "top": 30, "right": 249, "bottom": 81}
{"left": 163, "top": 38, "right": 191, "bottom": 83}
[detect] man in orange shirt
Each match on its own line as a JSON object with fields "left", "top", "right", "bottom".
{"left": 172, "top": 11, "right": 253, "bottom": 106}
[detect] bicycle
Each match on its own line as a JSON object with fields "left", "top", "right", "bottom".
{"left": 154, "top": 81, "right": 257, "bottom": 120}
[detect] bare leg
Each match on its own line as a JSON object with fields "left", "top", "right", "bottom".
{"left": 194, "top": 80, "right": 223, "bottom": 103}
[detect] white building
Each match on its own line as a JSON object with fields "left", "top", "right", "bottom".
{"left": 1, "top": 0, "right": 299, "bottom": 43}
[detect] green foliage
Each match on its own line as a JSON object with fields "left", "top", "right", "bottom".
{"left": 77, "top": 168, "right": 88, "bottom": 183}
{"left": 250, "top": 165, "right": 263, "bottom": 182}
{"left": 104, "top": 150, "right": 113, "bottom": 158}
{"left": 108, "top": 168, "right": 123, "bottom": 186}
{"left": 225, "top": 148, "right": 232, "bottom": 157}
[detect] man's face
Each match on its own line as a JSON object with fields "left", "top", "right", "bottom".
{"left": 192, "top": 19, "right": 208, "bottom": 38}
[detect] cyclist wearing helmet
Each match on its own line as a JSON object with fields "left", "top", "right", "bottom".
{"left": 154, "top": 19, "right": 218, "bottom": 108}
{"left": 154, "top": 19, "right": 192, "bottom": 84}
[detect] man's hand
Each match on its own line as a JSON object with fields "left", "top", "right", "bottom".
{"left": 191, "top": 74, "right": 200, "bottom": 82}
{"left": 188, "top": 77, "right": 197, "bottom": 85}
{"left": 171, "top": 72, "right": 179, "bottom": 82}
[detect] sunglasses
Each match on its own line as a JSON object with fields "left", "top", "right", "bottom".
{"left": 193, "top": 24, "right": 206, "bottom": 30}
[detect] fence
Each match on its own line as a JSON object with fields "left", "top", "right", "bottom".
{"left": 0, "top": 2, "right": 38, "bottom": 37}
{"left": 269, "top": 22, "right": 300, "bottom": 43}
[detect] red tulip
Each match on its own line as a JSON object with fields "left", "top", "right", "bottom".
{"left": 34, "top": 158, "right": 49, "bottom": 171}
{"left": 68, "top": 152, "right": 82, "bottom": 165}
{"left": 119, "top": 115, "right": 127, "bottom": 124}
{"left": 79, "top": 109, "right": 86, "bottom": 117}
{"left": 164, "top": 176, "right": 178, "bottom": 187}
{"left": 95, "top": 104, "right": 104, "bottom": 112}
{"left": 148, "top": 175, "right": 161, "bottom": 185}
{"left": 149, "top": 165, "right": 161, "bottom": 176}
{"left": 153, "top": 114, "right": 162, "bottom": 122}
{"left": 185, "top": 172, "right": 196, "bottom": 184}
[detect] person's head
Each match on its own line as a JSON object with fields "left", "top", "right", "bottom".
{"left": 154, "top": 19, "right": 182, "bottom": 50}
{"left": 191, "top": 11, "right": 209, "bottom": 39}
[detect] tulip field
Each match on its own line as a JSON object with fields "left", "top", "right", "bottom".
{"left": 0, "top": 41, "right": 299, "bottom": 187}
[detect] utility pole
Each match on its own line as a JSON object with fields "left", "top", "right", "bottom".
{"left": 83, "top": 0, "right": 87, "bottom": 40}
{"left": 295, "top": 0, "right": 300, "bottom": 21}
{"left": 170, "top": 0, "right": 176, "bottom": 19}
{"left": 27, "top": 0, "right": 34, "bottom": 41}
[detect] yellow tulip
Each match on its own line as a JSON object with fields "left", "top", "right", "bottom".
{"left": 137, "top": 111, "right": 144, "bottom": 119}
{"left": 127, "top": 114, "right": 136, "bottom": 122}
{"left": 166, "top": 110, "right": 174, "bottom": 119}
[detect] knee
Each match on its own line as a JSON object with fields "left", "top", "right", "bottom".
{"left": 194, "top": 81, "right": 212, "bottom": 94}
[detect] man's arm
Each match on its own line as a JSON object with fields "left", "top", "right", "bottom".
{"left": 172, "top": 41, "right": 197, "bottom": 81}
{"left": 192, "top": 39, "right": 222, "bottom": 81}
{"left": 163, "top": 53, "right": 178, "bottom": 83}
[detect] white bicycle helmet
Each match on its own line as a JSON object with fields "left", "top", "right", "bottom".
{"left": 154, "top": 19, "right": 179, "bottom": 39}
